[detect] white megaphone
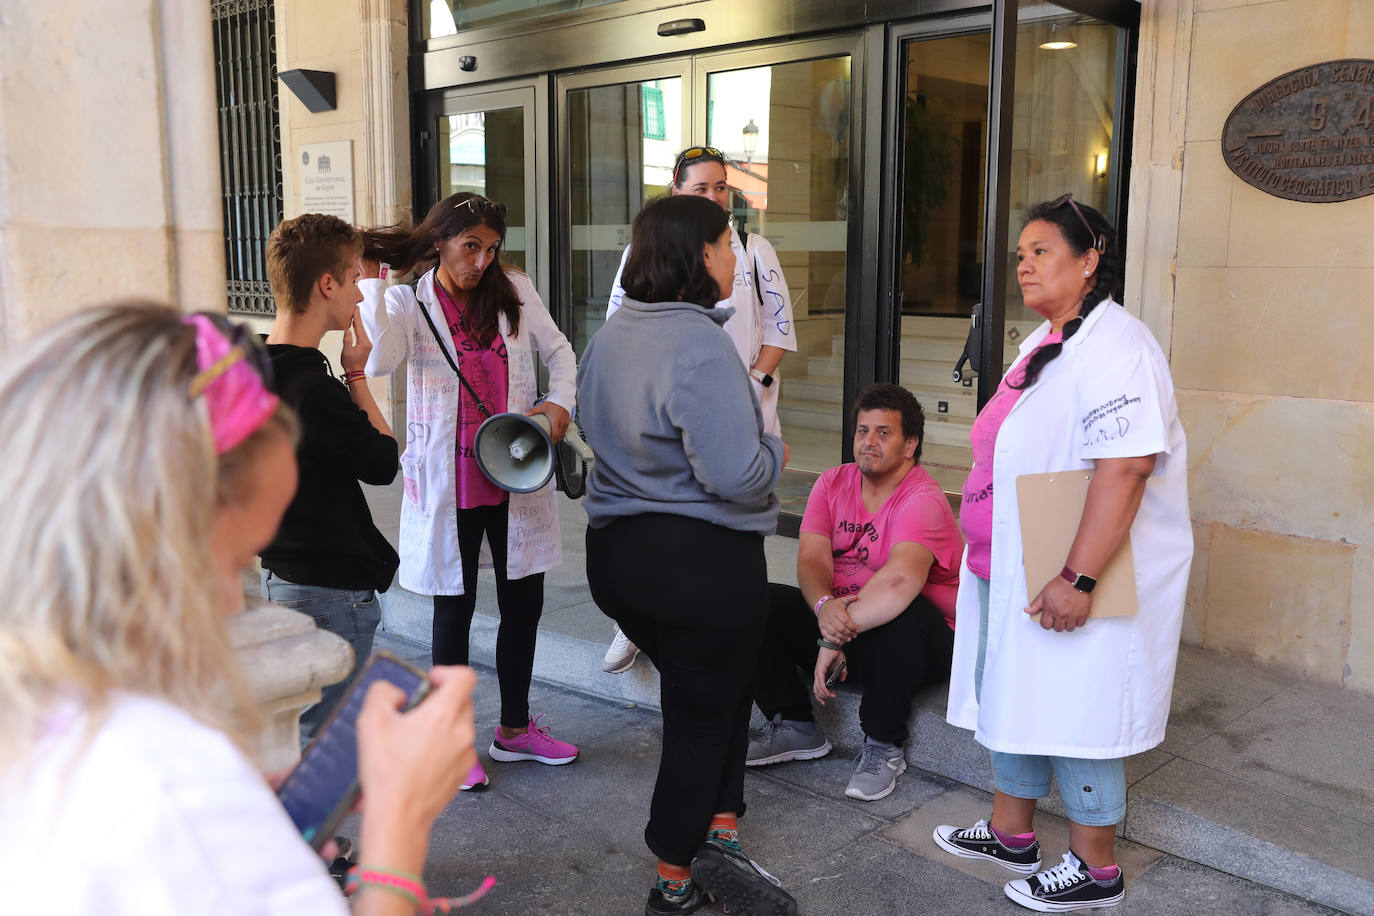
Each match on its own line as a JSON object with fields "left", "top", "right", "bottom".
{"left": 473, "top": 411, "right": 595, "bottom": 493}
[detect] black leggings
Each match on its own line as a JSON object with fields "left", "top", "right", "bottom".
{"left": 586, "top": 513, "right": 768, "bottom": 867}
{"left": 432, "top": 502, "right": 544, "bottom": 730}
{"left": 753, "top": 583, "right": 954, "bottom": 746}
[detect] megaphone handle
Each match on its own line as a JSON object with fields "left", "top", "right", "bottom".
{"left": 562, "top": 427, "right": 595, "bottom": 463}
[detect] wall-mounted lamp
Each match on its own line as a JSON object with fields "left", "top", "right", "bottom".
{"left": 742, "top": 118, "right": 759, "bottom": 166}
{"left": 1094, "top": 151, "right": 1109, "bottom": 178}
{"left": 1039, "top": 23, "right": 1078, "bottom": 50}
{"left": 279, "top": 69, "right": 336, "bottom": 113}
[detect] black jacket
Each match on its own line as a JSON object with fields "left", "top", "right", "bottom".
{"left": 259, "top": 343, "right": 400, "bottom": 591}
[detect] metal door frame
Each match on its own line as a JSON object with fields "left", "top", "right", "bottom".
{"left": 416, "top": 76, "right": 551, "bottom": 300}
{"left": 880, "top": 10, "right": 995, "bottom": 386}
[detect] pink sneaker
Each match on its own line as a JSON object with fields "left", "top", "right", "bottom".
{"left": 488, "top": 713, "right": 578, "bottom": 765}
{"left": 460, "top": 760, "right": 489, "bottom": 791}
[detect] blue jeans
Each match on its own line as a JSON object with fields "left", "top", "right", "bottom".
{"left": 262, "top": 570, "right": 381, "bottom": 739}
{"left": 973, "top": 575, "right": 1127, "bottom": 827}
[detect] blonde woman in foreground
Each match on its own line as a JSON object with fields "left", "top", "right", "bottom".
{"left": 0, "top": 304, "right": 478, "bottom": 915}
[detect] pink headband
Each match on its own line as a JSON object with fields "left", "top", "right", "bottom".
{"left": 183, "top": 314, "right": 279, "bottom": 455}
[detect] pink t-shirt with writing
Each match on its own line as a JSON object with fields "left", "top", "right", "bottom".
{"left": 801, "top": 463, "right": 963, "bottom": 629}
{"left": 435, "top": 282, "right": 509, "bottom": 509}
{"left": 960, "top": 331, "right": 1062, "bottom": 578}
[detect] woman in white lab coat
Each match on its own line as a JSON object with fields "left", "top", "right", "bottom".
{"left": 601, "top": 145, "right": 798, "bottom": 675}
{"left": 933, "top": 195, "right": 1191, "bottom": 913}
{"left": 360, "top": 193, "right": 580, "bottom": 791}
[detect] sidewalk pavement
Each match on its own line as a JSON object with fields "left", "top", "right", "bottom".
{"left": 360, "top": 481, "right": 1374, "bottom": 915}
{"left": 367, "top": 630, "right": 1349, "bottom": 916}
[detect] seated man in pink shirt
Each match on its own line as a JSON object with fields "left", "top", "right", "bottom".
{"left": 747, "top": 383, "right": 963, "bottom": 801}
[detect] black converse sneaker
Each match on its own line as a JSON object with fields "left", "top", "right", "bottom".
{"left": 932, "top": 819, "right": 1042, "bottom": 873}
{"left": 1003, "top": 851, "right": 1125, "bottom": 911}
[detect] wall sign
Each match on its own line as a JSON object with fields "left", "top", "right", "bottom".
{"left": 1223, "top": 59, "right": 1374, "bottom": 203}
{"left": 299, "top": 140, "right": 355, "bottom": 223}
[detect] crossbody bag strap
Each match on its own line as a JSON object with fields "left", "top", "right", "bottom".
{"left": 413, "top": 280, "right": 493, "bottom": 420}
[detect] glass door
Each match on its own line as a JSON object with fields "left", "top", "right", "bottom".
{"left": 998, "top": 4, "right": 1125, "bottom": 376}
{"left": 420, "top": 79, "right": 549, "bottom": 298}
{"left": 557, "top": 61, "right": 692, "bottom": 356}
{"left": 891, "top": 20, "right": 992, "bottom": 494}
{"left": 695, "top": 37, "right": 862, "bottom": 514}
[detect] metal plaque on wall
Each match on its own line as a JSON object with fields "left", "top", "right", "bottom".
{"left": 1223, "top": 59, "right": 1374, "bottom": 203}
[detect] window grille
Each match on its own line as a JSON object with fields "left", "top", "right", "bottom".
{"left": 213, "top": 0, "right": 284, "bottom": 315}
{"left": 641, "top": 85, "right": 666, "bottom": 141}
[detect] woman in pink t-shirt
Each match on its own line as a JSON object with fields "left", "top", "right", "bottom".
{"left": 935, "top": 196, "right": 1190, "bottom": 914}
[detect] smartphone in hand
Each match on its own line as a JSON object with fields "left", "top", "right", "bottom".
{"left": 276, "top": 651, "right": 431, "bottom": 849}
{"left": 824, "top": 657, "right": 847, "bottom": 689}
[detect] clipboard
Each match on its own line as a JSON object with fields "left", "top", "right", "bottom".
{"left": 1016, "top": 470, "right": 1137, "bottom": 618}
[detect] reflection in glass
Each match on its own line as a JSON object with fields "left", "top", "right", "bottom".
{"left": 424, "top": 0, "right": 623, "bottom": 38}
{"left": 895, "top": 34, "right": 990, "bottom": 493}
{"left": 568, "top": 77, "right": 683, "bottom": 356}
{"left": 1003, "top": 6, "right": 1120, "bottom": 372}
{"left": 706, "top": 56, "right": 851, "bottom": 488}
{"left": 437, "top": 107, "right": 527, "bottom": 272}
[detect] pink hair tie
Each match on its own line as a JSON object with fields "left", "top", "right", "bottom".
{"left": 183, "top": 314, "right": 279, "bottom": 454}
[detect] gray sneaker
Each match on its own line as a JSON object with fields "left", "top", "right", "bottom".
{"left": 745, "top": 714, "right": 832, "bottom": 766}
{"left": 844, "top": 736, "right": 906, "bottom": 800}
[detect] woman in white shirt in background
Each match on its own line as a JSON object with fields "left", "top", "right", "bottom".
{"left": 602, "top": 145, "right": 797, "bottom": 674}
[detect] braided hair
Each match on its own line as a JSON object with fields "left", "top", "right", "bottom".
{"left": 1009, "top": 197, "right": 1124, "bottom": 390}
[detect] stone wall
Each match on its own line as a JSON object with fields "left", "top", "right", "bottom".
{"left": 0, "top": 1, "right": 226, "bottom": 344}
{"left": 1131, "top": 0, "right": 1373, "bottom": 692}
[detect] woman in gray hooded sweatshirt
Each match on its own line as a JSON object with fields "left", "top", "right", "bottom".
{"left": 579, "top": 194, "right": 793, "bottom": 916}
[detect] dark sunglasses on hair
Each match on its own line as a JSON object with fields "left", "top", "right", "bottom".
{"left": 1049, "top": 193, "right": 1107, "bottom": 254}
{"left": 672, "top": 146, "right": 726, "bottom": 184}
{"left": 194, "top": 311, "right": 277, "bottom": 394}
{"left": 455, "top": 196, "right": 508, "bottom": 220}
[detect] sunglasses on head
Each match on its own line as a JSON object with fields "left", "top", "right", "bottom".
{"left": 672, "top": 146, "right": 726, "bottom": 185}
{"left": 455, "top": 196, "right": 508, "bottom": 220}
{"left": 187, "top": 312, "right": 275, "bottom": 397}
{"left": 1049, "top": 193, "right": 1107, "bottom": 254}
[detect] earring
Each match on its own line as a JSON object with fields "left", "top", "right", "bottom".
{"left": 1083, "top": 269, "right": 1090, "bottom": 277}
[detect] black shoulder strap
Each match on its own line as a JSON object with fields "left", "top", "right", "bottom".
{"left": 411, "top": 278, "right": 493, "bottom": 420}
{"left": 739, "top": 228, "right": 764, "bottom": 309}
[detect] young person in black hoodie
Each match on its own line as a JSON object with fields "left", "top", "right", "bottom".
{"left": 260, "top": 213, "right": 400, "bottom": 737}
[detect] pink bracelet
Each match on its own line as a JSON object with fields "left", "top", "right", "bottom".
{"left": 813, "top": 595, "right": 835, "bottom": 616}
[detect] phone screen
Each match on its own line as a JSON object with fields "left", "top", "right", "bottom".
{"left": 276, "top": 652, "right": 430, "bottom": 848}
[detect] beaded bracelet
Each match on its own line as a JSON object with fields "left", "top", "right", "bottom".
{"left": 346, "top": 866, "right": 423, "bottom": 908}
{"left": 346, "top": 865, "right": 498, "bottom": 913}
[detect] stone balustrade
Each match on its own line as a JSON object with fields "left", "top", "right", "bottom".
{"left": 227, "top": 602, "right": 353, "bottom": 773}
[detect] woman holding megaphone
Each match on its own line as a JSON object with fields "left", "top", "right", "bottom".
{"left": 359, "top": 192, "right": 579, "bottom": 792}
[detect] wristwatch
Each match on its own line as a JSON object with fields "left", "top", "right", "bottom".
{"left": 750, "top": 368, "right": 774, "bottom": 388}
{"left": 1060, "top": 565, "right": 1097, "bottom": 594}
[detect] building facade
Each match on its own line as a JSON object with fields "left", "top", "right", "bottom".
{"left": 0, "top": 0, "right": 1369, "bottom": 694}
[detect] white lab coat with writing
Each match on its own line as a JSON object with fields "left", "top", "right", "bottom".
{"left": 946, "top": 299, "right": 1192, "bottom": 759}
{"left": 360, "top": 269, "right": 576, "bottom": 596}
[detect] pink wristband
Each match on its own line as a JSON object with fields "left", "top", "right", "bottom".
{"left": 814, "top": 595, "right": 835, "bottom": 616}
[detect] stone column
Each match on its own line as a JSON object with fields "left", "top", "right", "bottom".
{"left": 229, "top": 603, "right": 355, "bottom": 772}
{"left": 360, "top": 0, "right": 413, "bottom": 437}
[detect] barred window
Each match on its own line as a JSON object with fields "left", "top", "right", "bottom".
{"left": 213, "top": 0, "right": 284, "bottom": 315}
